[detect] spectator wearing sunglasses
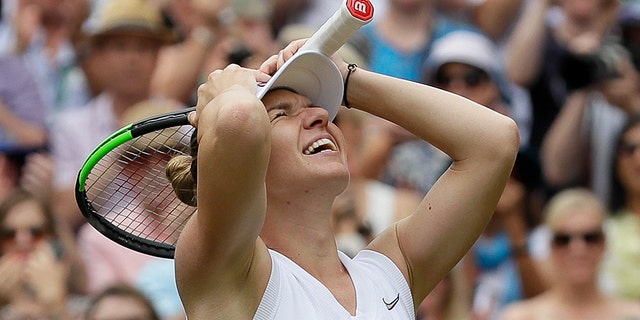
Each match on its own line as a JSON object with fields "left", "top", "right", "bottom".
{"left": 351, "top": 29, "right": 537, "bottom": 203}
{"left": 425, "top": 30, "right": 542, "bottom": 213}
{"left": 0, "top": 190, "right": 87, "bottom": 319}
{"left": 600, "top": 115, "right": 640, "bottom": 300}
{"left": 500, "top": 188, "right": 640, "bottom": 320}
{"left": 424, "top": 30, "right": 514, "bottom": 119}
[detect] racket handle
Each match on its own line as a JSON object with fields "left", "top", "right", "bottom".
{"left": 300, "top": 0, "right": 374, "bottom": 57}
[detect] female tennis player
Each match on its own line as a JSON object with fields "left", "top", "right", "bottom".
{"left": 166, "top": 38, "right": 520, "bottom": 319}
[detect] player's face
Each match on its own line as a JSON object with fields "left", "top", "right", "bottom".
{"left": 261, "top": 89, "right": 349, "bottom": 194}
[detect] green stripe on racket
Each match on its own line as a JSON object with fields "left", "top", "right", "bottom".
{"left": 75, "top": 107, "right": 195, "bottom": 258}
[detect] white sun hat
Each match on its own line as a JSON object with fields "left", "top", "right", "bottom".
{"left": 426, "top": 30, "right": 499, "bottom": 76}
{"left": 255, "top": 0, "right": 375, "bottom": 121}
{"left": 256, "top": 51, "right": 344, "bottom": 121}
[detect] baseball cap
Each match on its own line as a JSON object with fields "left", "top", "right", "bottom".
{"left": 84, "top": 0, "right": 172, "bottom": 43}
{"left": 256, "top": 50, "right": 344, "bottom": 121}
{"left": 425, "top": 30, "right": 499, "bottom": 77}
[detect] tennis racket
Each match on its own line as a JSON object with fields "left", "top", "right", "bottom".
{"left": 75, "top": 0, "right": 374, "bottom": 258}
{"left": 76, "top": 107, "right": 195, "bottom": 258}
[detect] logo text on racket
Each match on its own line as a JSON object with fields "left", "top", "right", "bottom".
{"left": 347, "top": 0, "right": 374, "bottom": 21}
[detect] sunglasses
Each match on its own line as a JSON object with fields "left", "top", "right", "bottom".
{"left": 619, "top": 141, "right": 640, "bottom": 157}
{"left": 0, "top": 226, "right": 47, "bottom": 244}
{"left": 434, "top": 68, "right": 489, "bottom": 88}
{"left": 551, "top": 230, "right": 604, "bottom": 248}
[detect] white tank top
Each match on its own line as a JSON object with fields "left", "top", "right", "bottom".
{"left": 253, "top": 249, "right": 414, "bottom": 319}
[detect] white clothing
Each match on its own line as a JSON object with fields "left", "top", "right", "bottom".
{"left": 586, "top": 94, "right": 627, "bottom": 204}
{"left": 365, "top": 180, "right": 397, "bottom": 235}
{"left": 254, "top": 249, "right": 414, "bottom": 319}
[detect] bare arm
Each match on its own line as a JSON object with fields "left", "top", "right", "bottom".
{"left": 346, "top": 68, "right": 520, "bottom": 306}
{"left": 540, "top": 90, "right": 590, "bottom": 187}
{"left": 504, "top": 0, "right": 552, "bottom": 86}
{"left": 0, "top": 101, "right": 47, "bottom": 148}
{"left": 542, "top": 53, "right": 640, "bottom": 188}
{"left": 151, "top": 26, "right": 221, "bottom": 103}
{"left": 175, "top": 65, "right": 273, "bottom": 316}
{"left": 473, "top": 0, "right": 525, "bottom": 41}
{"left": 151, "top": 0, "right": 229, "bottom": 104}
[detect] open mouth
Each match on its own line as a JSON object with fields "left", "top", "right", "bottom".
{"left": 303, "top": 138, "right": 337, "bottom": 155}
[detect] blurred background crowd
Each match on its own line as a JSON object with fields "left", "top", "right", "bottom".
{"left": 1, "top": 0, "right": 640, "bottom": 318}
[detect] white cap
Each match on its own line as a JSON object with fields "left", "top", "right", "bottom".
{"left": 426, "top": 30, "right": 498, "bottom": 76}
{"left": 256, "top": 51, "right": 344, "bottom": 121}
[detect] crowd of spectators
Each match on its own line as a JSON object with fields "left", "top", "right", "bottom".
{"left": 2, "top": 0, "right": 640, "bottom": 318}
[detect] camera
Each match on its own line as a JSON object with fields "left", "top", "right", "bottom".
{"left": 559, "top": 41, "right": 627, "bottom": 91}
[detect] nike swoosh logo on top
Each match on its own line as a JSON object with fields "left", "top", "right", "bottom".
{"left": 382, "top": 293, "right": 400, "bottom": 310}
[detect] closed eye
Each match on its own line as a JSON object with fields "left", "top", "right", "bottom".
{"left": 268, "top": 101, "right": 294, "bottom": 122}
{"left": 269, "top": 110, "right": 287, "bottom": 122}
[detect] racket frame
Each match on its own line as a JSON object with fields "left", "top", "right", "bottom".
{"left": 75, "top": 107, "right": 194, "bottom": 258}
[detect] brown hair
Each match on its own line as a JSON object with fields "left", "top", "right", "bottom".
{"left": 610, "top": 115, "right": 640, "bottom": 213}
{"left": 0, "top": 189, "right": 88, "bottom": 293}
{"left": 85, "top": 284, "right": 161, "bottom": 320}
{"left": 165, "top": 128, "right": 198, "bottom": 206}
{"left": 0, "top": 190, "right": 55, "bottom": 243}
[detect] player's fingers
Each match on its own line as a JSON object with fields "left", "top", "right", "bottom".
{"left": 187, "top": 111, "right": 197, "bottom": 128}
{"left": 259, "top": 54, "right": 278, "bottom": 75}
{"left": 276, "top": 39, "right": 308, "bottom": 69}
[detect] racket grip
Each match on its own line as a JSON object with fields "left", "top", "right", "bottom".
{"left": 300, "top": 0, "right": 374, "bottom": 57}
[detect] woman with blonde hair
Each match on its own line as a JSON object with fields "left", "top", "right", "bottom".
{"left": 500, "top": 188, "right": 640, "bottom": 320}
{"left": 166, "top": 36, "right": 519, "bottom": 318}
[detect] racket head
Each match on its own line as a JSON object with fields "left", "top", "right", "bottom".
{"left": 76, "top": 107, "right": 196, "bottom": 258}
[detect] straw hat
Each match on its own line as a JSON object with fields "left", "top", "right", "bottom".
{"left": 84, "top": 0, "right": 172, "bottom": 44}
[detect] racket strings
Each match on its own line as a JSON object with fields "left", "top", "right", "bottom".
{"left": 85, "top": 126, "right": 196, "bottom": 246}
